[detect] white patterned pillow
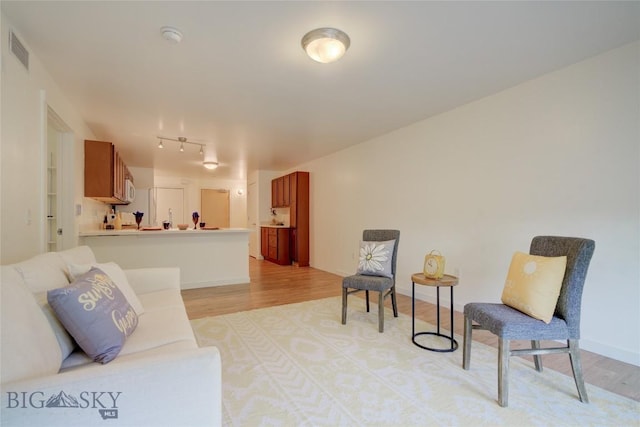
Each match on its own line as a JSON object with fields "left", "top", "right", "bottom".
{"left": 356, "top": 240, "right": 396, "bottom": 278}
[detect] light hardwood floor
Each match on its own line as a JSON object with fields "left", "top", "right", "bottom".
{"left": 182, "top": 258, "right": 640, "bottom": 402}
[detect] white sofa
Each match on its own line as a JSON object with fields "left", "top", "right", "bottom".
{"left": 1, "top": 246, "right": 221, "bottom": 426}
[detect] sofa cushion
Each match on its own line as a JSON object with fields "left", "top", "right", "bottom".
{"left": 119, "top": 291, "right": 196, "bottom": 357}
{"left": 68, "top": 262, "right": 145, "bottom": 316}
{"left": 58, "top": 245, "right": 97, "bottom": 268}
{"left": 136, "top": 288, "right": 185, "bottom": 310}
{"left": 34, "top": 291, "right": 77, "bottom": 359}
{"left": 48, "top": 267, "right": 138, "bottom": 364}
{"left": 60, "top": 340, "right": 198, "bottom": 371}
{"left": 1, "top": 266, "right": 62, "bottom": 383}
{"left": 58, "top": 289, "right": 195, "bottom": 370}
{"left": 13, "top": 252, "right": 69, "bottom": 293}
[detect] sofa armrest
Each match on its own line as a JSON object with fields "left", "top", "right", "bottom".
{"left": 1, "top": 346, "right": 221, "bottom": 427}
{"left": 124, "top": 267, "right": 180, "bottom": 294}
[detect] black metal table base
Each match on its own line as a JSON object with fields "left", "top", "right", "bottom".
{"left": 412, "top": 281, "right": 458, "bottom": 352}
{"left": 412, "top": 332, "right": 458, "bottom": 352}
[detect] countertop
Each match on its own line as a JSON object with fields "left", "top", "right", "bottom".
{"left": 79, "top": 228, "right": 250, "bottom": 237}
{"left": 260, "top": 223, "right": 290, "bottom": 228}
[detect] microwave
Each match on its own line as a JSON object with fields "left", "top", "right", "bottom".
{"left": 125, "top": 179, "right": 136, "bottom": 203}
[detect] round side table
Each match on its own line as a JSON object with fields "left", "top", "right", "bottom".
{"left": 411, "top": 273, "right": 459, "bottom": 352}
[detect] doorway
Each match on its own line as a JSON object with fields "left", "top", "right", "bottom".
{"left": 45, "top": 106, "right": 74, "bottom": 252}
{"left": 201, "top": 189, "right": 230, "bottom": 228}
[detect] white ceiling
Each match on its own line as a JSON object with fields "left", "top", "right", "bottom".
{"left": 3, "top": 1, "right": 639, "bottom": 180}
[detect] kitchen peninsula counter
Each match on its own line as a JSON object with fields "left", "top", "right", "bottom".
{"left": 79, "top": 228, "right": 250, "bottom": 289}
{"left": 80, "top": 228, "right": 248, "bottom": 236}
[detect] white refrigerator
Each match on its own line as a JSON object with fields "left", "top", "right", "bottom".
{"left": 125, "top": 188, "right": 157, "bottom": 226}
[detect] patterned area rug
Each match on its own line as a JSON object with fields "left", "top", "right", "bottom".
{"left": 191, "top": 297, "right": 639, "bottom": 426}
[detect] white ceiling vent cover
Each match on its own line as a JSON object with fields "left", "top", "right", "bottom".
{"left": 9, "top": 31, "right": 29, "bottom": 70}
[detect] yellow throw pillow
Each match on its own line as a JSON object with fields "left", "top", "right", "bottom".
{"left": 501, "top": 252, "right": 567, "bottom": 323}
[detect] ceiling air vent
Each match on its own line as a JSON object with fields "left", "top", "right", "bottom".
{"left": 9, "top": 31, "right": 29, "bottom": 70}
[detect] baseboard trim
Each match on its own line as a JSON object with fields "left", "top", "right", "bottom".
{"left": 181, "top": 276, "right": 251, "bottom": 290}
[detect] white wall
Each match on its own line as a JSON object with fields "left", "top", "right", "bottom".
{"left": 1, "top": 14, "right": 99, "bottom": 263}
{"left": 299, "top": 42, "right": 640, "bottom": 365}
{"left": 129, "top": 166, "right": 154, "bottom": 189}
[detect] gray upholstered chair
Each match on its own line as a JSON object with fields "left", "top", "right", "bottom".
{"left": 462, "top": 236, "right": 595, "bottom": 407}
{"left": 342, "top": 230, "right": 400, "bottom": 333}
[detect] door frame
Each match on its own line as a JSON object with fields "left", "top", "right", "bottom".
{"left": 41, "top": 95, "right": 75, "bottom": 252}
{"left": 247, "top": 181, "right": 261, "bottom": 259}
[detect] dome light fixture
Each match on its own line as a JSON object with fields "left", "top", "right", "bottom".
{"left": 203, "top": 161, "right": 218, "bottom": 170}
{"left": 301, "top": 27, "right": 350, "bottom": 63}
{"left": 161, "top": 26, "right": 183, "bottom": 43}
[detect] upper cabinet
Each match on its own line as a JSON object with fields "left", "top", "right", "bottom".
{"left": 271, "top": 176, "right": 287, "bottom": 207}
{"left": 84, "top": 140, "right": 132, "bottom": 204}
{"left": 271, "top": 173, "right": 293, "bottom": 208}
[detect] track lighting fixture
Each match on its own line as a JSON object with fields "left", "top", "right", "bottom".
{"left": 157, "top": 136, "right": 204, "bottom": 153}
{"left": 157, "top": 136, "right": 218, "bottom": 169}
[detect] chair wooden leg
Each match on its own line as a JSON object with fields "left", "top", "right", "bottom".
{"left": 391, "top": 285, "right": 398, "bottom": 317}
{"left": 365, "top": 290, "right": 370, "bottom": 312}
{"left": 568, "top": 339, "right": 589, "bottom": 403}
{"left": 463, "top": 315, "right": 472, "bottom": 370}
{"left": 341, "top": 287, "right": 347, "bottom": 325}
{"left": 498, "top": 338, "right": 510, "bottom": 407}
{"left": 378, "top": 291, "right": 384, "bottom": 333}
{"left": 531, "top": 340, "right": 543, "bottom": 372}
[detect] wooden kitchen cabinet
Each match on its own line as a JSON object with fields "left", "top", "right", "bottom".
{"left": 271, "top": 176, "right": 290, "bottom": 208}
{"left": 271, "top": 179, "right": 278, "bottom": 207}
{"left": 288, "top": 172, "right": 309, "bottom": 266}
{"left": 84, "top": 140, "right": 132, "bottom": 204}
{"left": 282, "top": 174, "right": 290, "bottom": 207}
{"left": 261, "top": 227, "right": 269, "bottom": 258}
{"left": 261, "top": 226, "right": 290, "bottom": 265}
{"left": 267, "top": 171, "right": 309, "bottom": 267}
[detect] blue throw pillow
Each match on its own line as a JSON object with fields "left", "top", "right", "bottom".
{"left": 47, "top": 267, "right": 138, "bottom": 364}
{"left": 356, "top": 239, "right": 396, "bottom": 278}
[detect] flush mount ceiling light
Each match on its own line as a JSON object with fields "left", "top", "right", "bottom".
{"left": 301, "top": 27, "right": 350, "bottom": 63}
{"left": 203, "top": 161, "right": 219, "bottom": 170}
{"left": 160, "top": 26, "right": 183, "bottom": 43}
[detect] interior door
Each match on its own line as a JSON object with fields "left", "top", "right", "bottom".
{"left": 156, "top": 188, "right": 185, "bottom": 227}
{"left": 201, "top": 189, "right": 230, "bottom": 228}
